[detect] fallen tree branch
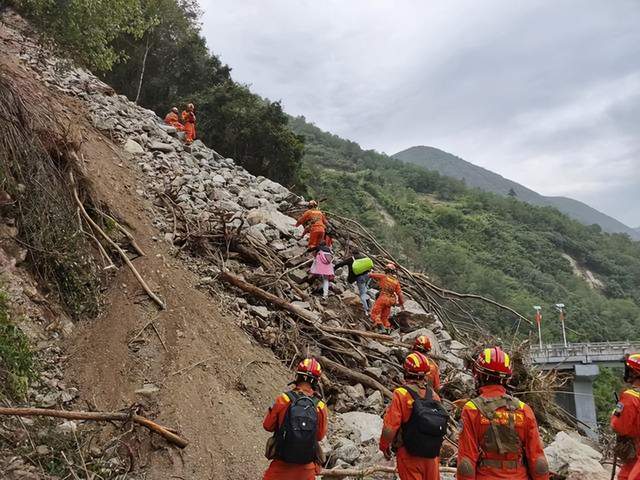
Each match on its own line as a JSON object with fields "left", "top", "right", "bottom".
{"left": 220, "top": 270, "right": 317, "bottom": 324}
{"left": 320, "top": 465, "right": 457, "bottom": 477}
{"left": 0, "top": 406, "right": 188, "bottom": 448}
{"left": 70, "top": 172, "right": 166, "bottom": 310}
{"left": 319, "top": 355, "right": 393, "bottom": 399}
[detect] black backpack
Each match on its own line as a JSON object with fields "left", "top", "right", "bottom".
{"left": 401, "top": 386, "right": 449, "bottom": 458}
{"left": 276, "top": 391, "right": 320, "bottom": 464}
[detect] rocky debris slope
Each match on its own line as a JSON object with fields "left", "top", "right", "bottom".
{"left": 2, "top": 10, "right": 605, "bottom": 478}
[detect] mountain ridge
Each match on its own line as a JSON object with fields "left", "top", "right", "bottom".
{"left": 393, "top": 145, "right": 640, "bottom": 240}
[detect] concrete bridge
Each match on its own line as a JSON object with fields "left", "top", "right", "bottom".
{"left": 529, "top": 342, "right": 640, "bottom": 438}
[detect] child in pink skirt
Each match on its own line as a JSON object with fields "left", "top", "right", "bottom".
{"left": 309, "top": 242, "right": 334, "bottom": 299}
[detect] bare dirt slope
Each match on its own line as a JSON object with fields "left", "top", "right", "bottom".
{"left": 1, "top": 21, "right": 290, "bottom": 480}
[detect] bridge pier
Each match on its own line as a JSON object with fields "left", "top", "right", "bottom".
{"left": 572, "top": 364, "right": 599, "bottom": 439}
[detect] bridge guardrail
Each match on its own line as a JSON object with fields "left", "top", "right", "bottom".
{"left": 530, "top": 342, "right": 640, "bottom": 366}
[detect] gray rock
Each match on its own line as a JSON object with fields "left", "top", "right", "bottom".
{"left": 124, "top": 138, "right": 144, "bottom": 154}
{"left": 35, "top": 445, "right": 50, "bottom": 456}
{"left": 333, "top": 438, "right": 360, "bottom": 464}
{"left": 364, "top": 366, "right": 383, "bottom": 379}
{"left": 289, "top": 269, "right": 309, "bottom": 284}
{"left": 366, "top": 340, "right": 391, "bottom": 355}
{"left": 149, "top": 141, "right": 174, "bottom": 153}
{"left": 344, "top": 384, "right": 366, "bottom": 402}
{"left": 544, "top": 431, "right": 609, "bottom": 480}
{"left": 249, "top": 305, "right": 270, "bottom": 319}
{"left": 338, "top": 411, "right": 383, "bottom": 444}
{"left": 365, "top": 390, "right": 384, "bottom": 411}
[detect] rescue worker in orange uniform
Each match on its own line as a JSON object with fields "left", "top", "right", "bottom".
{"left": 181, "top": 103, "right": 196, "bottom": 143}
{"left": 262, "top": 358, "right": 328, "bottom": 480}
{"left": 413, "top": 335, "right": 441, "bottom": 392}
{"left": 370, "top": 263, "right": 405, "bottom": 333}
{"left": 611, "top": 353, "right": 640, "bottom": 480}
{"left": 457, "top": 347, "right": 550, "bottom": 480}
{"left": 380, "top": 352, "right": 447, "bottom": 479}
{"left": 164, "top": 107, "right": 184, "bottom": 130}
{"left": 295, "top": 200, "right": 328, "bottom": 250}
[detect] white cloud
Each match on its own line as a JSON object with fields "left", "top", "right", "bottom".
{"left": 200, "top": 0, "right": 640, "bottom": 225}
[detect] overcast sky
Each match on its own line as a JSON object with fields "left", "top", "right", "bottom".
{"left": 200, "top": 0, "right": 640, "bottom": 227}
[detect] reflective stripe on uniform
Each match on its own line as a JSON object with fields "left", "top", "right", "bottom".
{"left": 317, "top": 401, "right": 326, "bottom": 410}
{"left": 396, "top": 387, "right": 408, "bottom": 396}
{"left": 625, "top": 389, "right": 640, "bottom": 398}
{"left": 465, "top": 400, "right": 478, "bottom": 410}
{"left": 280, "top": 393, "right": 291, "bottom": 403}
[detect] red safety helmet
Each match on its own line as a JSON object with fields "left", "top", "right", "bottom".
{"left": 296, "top": 358, "right": 322, "bottom": 380}
{"left": 404, "top": 352, "right": 431, "bottom": 377}
{"left": 624, "top": 353, "right": 640, "bottom": 382}
{"left": 413, "top": 335, "right": 432, "bottom": 354}
{"left": 473, "top": 347, "right": 512, "bottom": 378}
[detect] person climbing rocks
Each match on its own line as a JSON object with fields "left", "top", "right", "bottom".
{"left": 369, "top": 263, "right": 405, "bottom": 333}
{"left": 379, "top": 352, "right": 448, "bottom": 480}
{"left": 295, "top": 200, "right": 328, "bottom": 250}
{"left": 262, "top": 358, "right": 328, "bottom": 480}
{"left": 412, "top": 335, "right": 441, "bottom": 392}
{"left": 181, "top": 103, "right": 196, "bottom": 143}
{"left": 611, "top": 353, "right": 640, "bottom": 480}
{"left": 164, "top": 107, "right": 184, "bottom": 130}
{"left": 334, "top": 248, "right": 374, "bottom": 315}
{"left": 456, "top": 347, "right": 549, "bottom": 480}
{"left": 309, "top": 241, "right": 334, "bottom": 299}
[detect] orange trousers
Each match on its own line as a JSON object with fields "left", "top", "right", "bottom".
{"left": 397, "top": 448, "right": 440, "bottom": 480}
{"left": 371, "top": 294, "right": 396, "bottom": 328}
{"left": 184, "top": 123, "right": 196, "bottom": 143}
{"left": 307, "top": 228, "right": 325, "bottom": 250}
{"left": 263, "top": 460, "right": 318, "bottom": 480}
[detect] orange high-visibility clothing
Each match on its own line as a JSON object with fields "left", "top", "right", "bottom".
{"left": 164, "top": 112, "right": 184, "bottom": 130}
{"left": 611, "top": 388, "right": 640, "bottom": 480}
{"left": 457, "top": 384, "right": 549, "bottom": 480}
{"left": 370, "top": 273, "right": 404, "bottom": 328}
{"left": 380, "top": 385, "right": 441, "bottom": 479}
{"left": 425, "top": 357, "right": 441, "bottom": 392}
{"left": 296, "top": 209, "right": 328, "bottom": 249}
{"left": 262, "top": 384, "right": 328, "bottom": 480}
{"left": 181, "top": 110, "right": 196, "bottom": 143}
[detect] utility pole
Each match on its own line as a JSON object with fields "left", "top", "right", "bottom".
{"left": 555, "top": 303, "right": 567, "bottom": 347}
{"left": 534, "top": 306, "right": 543, "bottom": 348}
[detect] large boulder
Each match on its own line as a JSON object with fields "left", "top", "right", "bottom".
{"left": 246, "top": 207, "right": 299, "bottom": 237}
{"left": 544, "top": 431, "right": 610, "bottom": 480}
{"left": 338, "top": 412, "right": 383, "bottom": 444}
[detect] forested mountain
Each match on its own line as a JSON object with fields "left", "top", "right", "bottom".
{"left": 394, "top": 146, "right": 640, "bottom": 240}
{"left": 290, "top": 116, "right": 640, "bottom": 342}
{"left": 9, "top": 0, "right": 639, "bottom": 344}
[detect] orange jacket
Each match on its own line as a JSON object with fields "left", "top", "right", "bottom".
{"left": 370, "top": 273, "right": 405, "bottom": 307}
{"left": 611, "top": 387, "right": 640, "bottom": 480}
{"left": 164, "top": 111, "right": 183, "bottom": 129}
{"left": 262, "top": 384, "right": 328, "bottom": 478}
{"left": 296, "top": 208, "right": 327, "bottom": 233}
{"left": 457, "top": 385, "right": 549, "bottom": 480}
{"left": 425, "top": 357, "right": 441, "bottom": 391}
{"left": 379, "top": 384, "right": 441, "bottom": 452}
{"left": 181, "top": 110, "right": 196, "bottom": 124}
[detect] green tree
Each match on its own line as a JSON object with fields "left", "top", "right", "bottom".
{"left": 193, "top": 82, "right": 304, "bottom": 186}
{"left": 11, "top": 0, "right": 148, "bottom": 71}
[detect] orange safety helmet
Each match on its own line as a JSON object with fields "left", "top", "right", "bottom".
{"left": 171, "top": 106, "right": 178, "bottom": 113}
{"left": 624, "top": 353, "right": 640, "bottom": 382}
{"left": 413, "top": 335, "right": 432, "bottom": 354}
{"left": 473, "top": 347, "right": 512, "bottom": 378}
{"left": 404, "top": 352, "right": 431, "bottom": 377}
{"left": 187, "top": 103, "right": 195, "bottom": 110}
{"left": 296, "top": 358, "right": 322, "bottom": 380}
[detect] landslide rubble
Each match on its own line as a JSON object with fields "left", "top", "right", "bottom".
{"left": 1, "top": 10, "right": 605, "bottom": 480}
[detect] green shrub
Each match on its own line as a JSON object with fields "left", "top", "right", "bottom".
{"left": 0, "top": 291, "right": 35, "bottom": 398}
